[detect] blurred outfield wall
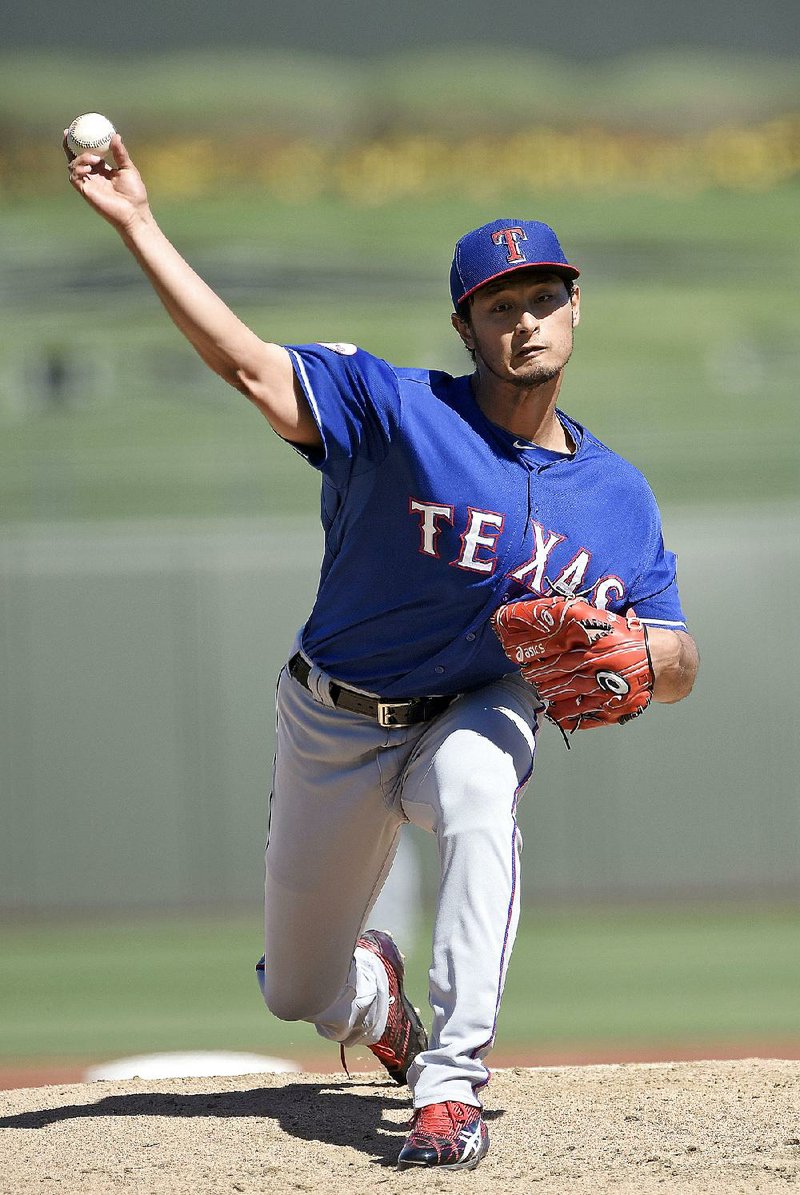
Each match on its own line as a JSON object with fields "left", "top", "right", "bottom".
{"left": 3, "top": 46, "right": 798, "bottom": 915}
{"left": 2, "top": 506, "right": 798, "bottom": 913}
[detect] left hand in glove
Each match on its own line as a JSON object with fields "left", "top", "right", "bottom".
{"left": 491, "top": 596, "right": 654, "bottom": 734}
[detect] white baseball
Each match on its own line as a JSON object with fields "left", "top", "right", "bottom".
{"left": 66, "top": 112, "right": 116, "bottom": 155}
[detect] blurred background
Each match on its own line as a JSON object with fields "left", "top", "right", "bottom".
{"left": 1, "top": 1, "right": 798, "bottom": 1087}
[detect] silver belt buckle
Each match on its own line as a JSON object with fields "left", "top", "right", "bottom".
{"left": 377, "top": 701, "right": 407, "bottom": 728}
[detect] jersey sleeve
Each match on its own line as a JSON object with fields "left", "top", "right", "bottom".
{"left": 625, "top": 494, "right": 688, "bottom": 631}
{"left": 628, "top": 552, "right": 687, "bottom": 630}
{"left": 284, "top": 343, "right": 401, "bottom": 482}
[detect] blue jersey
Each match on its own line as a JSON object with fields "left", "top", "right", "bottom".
{"left": 286, "top": 343, "right": 686, "bottom": 699}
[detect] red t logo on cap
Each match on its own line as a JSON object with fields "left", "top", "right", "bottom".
{"left": 492, "top": 227, "right": 528, "bottom": 263}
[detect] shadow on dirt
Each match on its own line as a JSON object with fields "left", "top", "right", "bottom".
{"left": 0, "top": 1080, "right": 504, "bottom": 1166}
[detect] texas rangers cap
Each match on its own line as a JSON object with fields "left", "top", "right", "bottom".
{"left": 450, "top": 218, "right": 580, "bottom": 310}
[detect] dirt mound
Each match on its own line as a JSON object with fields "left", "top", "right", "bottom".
{"left": 1, "top": 1059, "right": 798, "bottom": 1193}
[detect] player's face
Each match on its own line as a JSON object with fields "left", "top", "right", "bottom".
{"left": 453, "top": 272, "right": 580, "bottom": 388}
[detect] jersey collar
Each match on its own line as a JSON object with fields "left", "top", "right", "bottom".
{"left": 455, "top": 375, "right": 584, "bottom": 467}
{"left": 486, "top": 409, "right": 583, "bottom": 468}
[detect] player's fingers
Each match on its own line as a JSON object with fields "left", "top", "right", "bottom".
{"left": 68, "top": 149, "right": 106, "bottom": 172}
{"left": 61, "top": 137, "right": 101, "bottom": 173}
{"left": 68, "top": 161, "right": 100, "bottom": 185}
{"left": 110, "top": 133, "right": 131, "bottom": 169}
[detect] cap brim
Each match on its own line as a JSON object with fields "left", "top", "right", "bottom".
{"left": 455, "top": 261, "right": 580, "bottom": 307}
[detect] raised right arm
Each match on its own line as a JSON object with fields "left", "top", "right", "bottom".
{"left": 65, "top": 132, "right": 321, "bottom": 449}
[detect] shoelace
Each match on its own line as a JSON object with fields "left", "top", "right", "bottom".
{"left": 412, "top": 1101, "right": 473, "bottom": 1137}
{"left": 339, "top": 995, "right": 398, "bottom": 1079}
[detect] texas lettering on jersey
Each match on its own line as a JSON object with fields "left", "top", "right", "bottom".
{"left": 409, "top": 499, "right": 623, "bottom": 607}
{"left": 285, "top": 342, "right": 686, "bottom": 695}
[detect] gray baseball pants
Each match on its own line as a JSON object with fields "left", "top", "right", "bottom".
{"left": 259, "top": 650, "right": 542, "bottom": 1108}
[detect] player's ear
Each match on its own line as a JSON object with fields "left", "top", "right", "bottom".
{"left": 451, "top": 312, "right": 475, "bottom": 351}
{"left": 569, "top": 285, "right": 581, "bottom": 328}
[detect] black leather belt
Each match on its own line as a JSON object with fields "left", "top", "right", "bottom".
{"left": 288, "top": 653, "right": 456, "bottom": 727}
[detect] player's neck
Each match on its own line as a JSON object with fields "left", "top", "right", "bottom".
{"left": 471, "top": 371, "right": 570, "bottom": 452}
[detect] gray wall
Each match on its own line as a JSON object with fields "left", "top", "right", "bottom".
{"left": 2, "top": 0, "right": 797, "bottom": 57}
{"left": 2, "top": 506, "right": 798, "bottom": 912}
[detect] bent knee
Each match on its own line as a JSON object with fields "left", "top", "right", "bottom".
{"left": 435, "top": 732, "right": 530, "bottom": 798}
{"left": 442, "top": 766, "right": 520, "bottom": 825}
{"left": 258, "top": 962, "right": 338, "bottom": 1023}
{"left": 261, "top": 981, "right": 327, "bottom": 1023}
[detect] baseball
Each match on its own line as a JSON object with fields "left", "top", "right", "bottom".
{"left": 66, "top": 112, "right": 116, "bottom": 155}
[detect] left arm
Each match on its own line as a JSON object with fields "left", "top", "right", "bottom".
{"left": 646, "top": 628, "right": 699, "bottom": 703}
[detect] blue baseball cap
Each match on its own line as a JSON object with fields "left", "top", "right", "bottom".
{"left": 450, "top": 218, "right": 580, "bottom": 310}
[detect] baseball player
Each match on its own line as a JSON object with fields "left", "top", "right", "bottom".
{"left": 66, "top": 132, "right": 699, "bottom": 1172}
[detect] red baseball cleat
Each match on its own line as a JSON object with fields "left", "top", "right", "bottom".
{"left": 397, "top": 1100, "right": 489, "bottom": 1170}
{"left": 355, "top": 929, "right": 428, "bottom": 1085}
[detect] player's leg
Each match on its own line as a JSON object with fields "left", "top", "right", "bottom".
{"left": 368, "top": 828, "right": 421, "bottom": 945}
{"left": 398, "top": 673, "right": 542, "bottom": 1109}
{"left": 259, "top": 664, "right": 415, "bottom": 1048}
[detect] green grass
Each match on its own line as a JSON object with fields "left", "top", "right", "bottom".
{"left": 5, "top": 184, "right": 800, "bottom": 261}
{"left": 500, "top": 904, "right": 800, "bottom": 1047}
{"left": 1, "top": 904, "right": 797, "bottom": 1064}
{"left": 2, "top": 185, "right": 799, "bottom": 522}
{"left": 2, "top": 48, "right": 797, "bottom": 138}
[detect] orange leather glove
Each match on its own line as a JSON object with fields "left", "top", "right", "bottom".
{"left": 491, "top": 596, "right": 654, "bottom": 734}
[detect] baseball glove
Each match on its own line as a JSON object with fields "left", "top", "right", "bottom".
{"left": 491, "top": 596, "right": 654, "bottom": 736}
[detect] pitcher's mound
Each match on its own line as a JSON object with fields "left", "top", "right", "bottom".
{"left": 1, "top": 1059, "right": 798, "bottom": 1193}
